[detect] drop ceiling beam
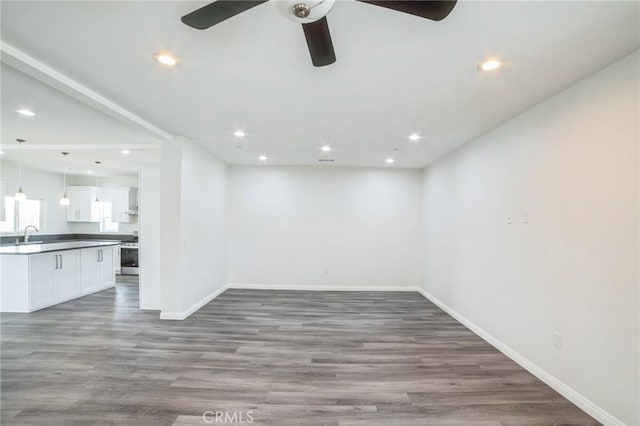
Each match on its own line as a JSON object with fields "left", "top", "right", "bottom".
{"left": 0, "top": 144, "right": 158, "bottom": 151}
{"left": 1, "top": 41, "right": 173, "bottom": 141}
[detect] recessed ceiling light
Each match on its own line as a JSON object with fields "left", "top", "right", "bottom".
{"left": 385, "top": 157, "right": 395, "bottom": 164}
{"left": 87, "top": 170, "right": 93, "bottom": 174}
{"left": 258, "top": 155, "right": 268, "bottom": 161}
{"left": 154, "top": 53, "right": 177, "bottom": 66}
{"left": 479, "top": 59, "right": 502, "bottom": 72}
{"left": 320, "top": 145, "right": 332, "bottom": 153}
{"left": 16, "top": 109, "right": 35, "bottom": 117}
{"left": 408, "top": 133, "right": 421, "bottom": 142}
{"left": 121, "top": 150, "right": 130, "bottom": 155}
{"left": 234, "top": 130, "right": 246, "bottom": 138}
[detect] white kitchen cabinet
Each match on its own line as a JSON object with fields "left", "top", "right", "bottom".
{"left": 98, "top": 247, "right": 115, "bottom": 289}
{"left": 27, "top": 250, "right": 80, "bottom": 310}
{"left": 1, "top": 243, "right": 117, "bottom": 313}
{"left": 66, "top": 186, "right": 100, "bottom": 222}
{"left": 55, "top": 250, "right": 80, "bottom": 301}
{"left": 111, "top": 187, "right": 137, "bottom": 223}
{"left": 114, "top": 245, "right": 121, "bottom": 274}
{"left": 28, "top": 253, "right": 57, "bottom": 309}
{"left": 80, "top": 246, "right": 115, "bottom": 294}
{"left": 80, "top": 248, "right": 100, "bottom": 294}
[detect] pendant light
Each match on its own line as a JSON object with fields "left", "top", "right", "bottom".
{"left": 59, "top": 152, "right": 70, "bottom": 206}
{"left": 94, "top": 161, "right": 101, "bottom": 203}
{"left": 14, "top": 139, "right": 27, "bottom": 201}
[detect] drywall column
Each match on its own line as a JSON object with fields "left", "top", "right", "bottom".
{"left": 138, "top": 163, "right": 161, "bottom": 310}
{"left": 159, "top": 138, "right": 228, "bottom": 319}
{"left": 159, "top": 140, "right": 184, "bottom": 316}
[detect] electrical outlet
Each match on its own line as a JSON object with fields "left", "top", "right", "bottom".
{"left": 323, "top": 266, "right": 329, "bottom": 274}
{"left": 523, "top": 213, "right": 529, "bottom": 224}
{"left": 506, "top": 216, "right": 513, "bottom": 225}
{"left": 553, "top": 332, "right": 563, "bottom": 349}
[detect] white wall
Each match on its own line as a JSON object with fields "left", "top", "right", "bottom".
{"left": 139, "top": 163, "right": 161, "bottom": 310}
{"left": 420, "top": 51, "right": 639, "bottom": 425}
{"left": 0, "top": 161, "right": 71, "bottom": 234}
{"left": 228, "top": 166, "right": 422, "bottom": 289}
{"left": 159, "top": 138, "right": 228, "bottom": 318}
{"left": 180, "top": 140, "right": 228, "bottom": 310}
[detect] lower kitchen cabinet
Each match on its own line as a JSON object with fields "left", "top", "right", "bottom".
{"left": 28, "top": 250, "right": 80, "bottom": 310}
{"left": 0, "top": 245, "right": 117, "bottom": 313}
{"left": 80, "top": 246, "right": 115, "bottom": 294}
{"left": 55, "top": 251, "right": 81, "bottom": 301}
{"left": 28, "top": 253, "right": 60, "bottom": 309}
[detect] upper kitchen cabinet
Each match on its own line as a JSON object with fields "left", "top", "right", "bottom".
{"left": 66, "top": 186, "right": 100, "bottom": 222}
{"left": 111, "top": 187, "right": 138, "bottom": 223}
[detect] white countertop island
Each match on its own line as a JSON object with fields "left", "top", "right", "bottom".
{"left": 0, "top": 240, "right": 120, "bottom": 255}
{"left": 1, "top": 242, "right": 119, "bottom": 312}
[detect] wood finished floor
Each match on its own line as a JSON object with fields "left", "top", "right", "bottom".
{"left": 1, "top": 283, "right": 597, "bottom": 426}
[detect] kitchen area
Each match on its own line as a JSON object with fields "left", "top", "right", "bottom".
{"left": 0, "top": 158, "right": 142, "bottom": 313}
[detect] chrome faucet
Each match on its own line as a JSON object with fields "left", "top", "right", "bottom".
{"left": 23, "top": 225, "right": 39, "bottom": 243}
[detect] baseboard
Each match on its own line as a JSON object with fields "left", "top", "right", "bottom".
{"left": 416, "top": 287, "right": 626, "bottom": 426}
{"left": 160, "top": 284, "right": 229, "bottom": 320}
{"left": 227, "top": 283, "right": 417, "bottom": 292}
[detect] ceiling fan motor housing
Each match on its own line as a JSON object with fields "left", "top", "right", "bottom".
{"left": 275, "top": 0, "right": 336, "bottom": 23}
{"left": 293, "top": 3, "right": 311, "bottom": 18}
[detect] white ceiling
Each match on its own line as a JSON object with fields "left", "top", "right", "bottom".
{"left": 1, "top": 63, "right": 160, "bottom": 176}
{"left": 1, "top": 0, "right": 638, "bottom": 168}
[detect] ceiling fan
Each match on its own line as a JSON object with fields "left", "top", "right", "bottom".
{"left": 181, "top": 0, "right": 457, "bottom": 67}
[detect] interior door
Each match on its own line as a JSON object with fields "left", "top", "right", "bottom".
{"left": 28, "top": 253, "right": 56, "bottom": 309}
{"left": 56, "top": 250, "right": 80, "bottom": 301}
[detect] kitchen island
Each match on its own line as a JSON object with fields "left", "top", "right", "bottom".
{"left": 1, "top": 241, "right": 120, "bottom": 312}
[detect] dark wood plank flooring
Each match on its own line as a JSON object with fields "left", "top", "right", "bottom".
{"left": 1, "top": 283, "right": 597, "bottom": 425}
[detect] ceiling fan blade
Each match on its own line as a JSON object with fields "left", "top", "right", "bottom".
{"left": 356, "top": 1, "right": 457, "bottom": 21}
{"left": 302, "top": 17, "right": 336, "bottom": 67}
{"left": 181, "top": 0, "right": 269, "bottom": 30}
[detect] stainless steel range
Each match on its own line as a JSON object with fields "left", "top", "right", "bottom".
{"left": 120, "top": 242, "right": 139, "bottom": 275}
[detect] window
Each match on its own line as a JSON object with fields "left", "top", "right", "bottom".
{"left": 0, "top": 197, "right": 42, "bottom": 233}
{"left": 0, "top": 197, "right": 16, "bottom": 232}
{"left": 99, "top": 202, "right": 119, "bottom": 233}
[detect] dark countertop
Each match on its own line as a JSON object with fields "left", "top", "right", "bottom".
{"left": 0, "top": 240, "right": 121, "bottom": 255}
